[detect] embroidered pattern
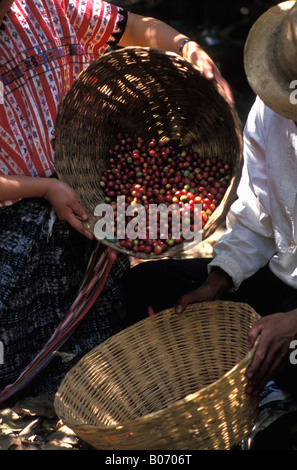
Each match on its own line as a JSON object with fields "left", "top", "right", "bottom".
{"left": 0, "top": 0, "right": 128, "bottom": 206}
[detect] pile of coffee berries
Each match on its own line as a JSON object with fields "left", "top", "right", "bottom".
{"left": 99, "top": 133, "right": 232, "bottom": 255}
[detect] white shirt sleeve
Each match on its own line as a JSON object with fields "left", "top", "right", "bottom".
{"left": 208, "top": 97, "right": 277, "bottom": 290}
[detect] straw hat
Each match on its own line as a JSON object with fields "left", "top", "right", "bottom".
{"left": 244, "top": 1, "right": 297, "bottom": 120}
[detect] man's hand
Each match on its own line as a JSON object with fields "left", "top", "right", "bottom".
{"left": 44, "top": 178, "right": 93, "bottom": 240}
{"left": 174, "top": 267, "right": 233, "bottom": 314}
{"left": 145, "top": 267, "right": 232, "bottom": 319}
{"left": 246, "top": 309, "right": 297, "bottom": 396}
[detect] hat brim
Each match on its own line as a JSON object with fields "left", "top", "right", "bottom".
{"left": 244, "top": 0, "right": 297, "bottom": 121}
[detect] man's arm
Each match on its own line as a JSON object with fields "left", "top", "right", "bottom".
{"left": 175, "top": 267, "right": 233, "bottom": 314}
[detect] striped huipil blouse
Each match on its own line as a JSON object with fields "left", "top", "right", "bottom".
{"left": 0, "top": 0, "right": 128, "bottom": 199}
{"left": 0, "top": 0, "right": 131, "bottom": 402}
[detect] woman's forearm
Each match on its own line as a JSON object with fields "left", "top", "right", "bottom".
{"left": 119, "top": 13, "right": 188, "bottom": 53}
{"left": 119, "top": 13, "right": 234, "bottom": 103}
{"left": 0, "top": 175, "right": 93, "bottom": 239}
{"left": 0, "top": 175, "right": 50, "bottom": 203}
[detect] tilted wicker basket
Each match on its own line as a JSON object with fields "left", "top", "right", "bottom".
{"left": 54, "top": 301, "right": 260, "bottom": 450}
{"left": 54, "top": 47, "right": 243, "bottom": 258}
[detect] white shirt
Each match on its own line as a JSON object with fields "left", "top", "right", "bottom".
{"left": 209, "top": 97, "right": 297, "bottom": 290}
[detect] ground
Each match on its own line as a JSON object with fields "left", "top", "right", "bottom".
{"left": 0, "top": 394, "right": 90, "bottom": 450}
{"left": 0, "top": 229, "right": 224, "bottom": 451}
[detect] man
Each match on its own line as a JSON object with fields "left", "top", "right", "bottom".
{"left": 122, "top": 0, "right": 297, "bottom": 399}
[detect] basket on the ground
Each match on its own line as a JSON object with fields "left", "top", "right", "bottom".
{"left": 54, "top": 301, "right": 260, "bottom": 450}
{"left": 54, "top": 47, "right": 243, "bottom": 258}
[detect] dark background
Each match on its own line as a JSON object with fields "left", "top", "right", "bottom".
{"left": 110, "top": 0, "right": 280, "bottom": 124}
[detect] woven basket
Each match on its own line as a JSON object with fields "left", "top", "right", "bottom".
{"left": 54, "top": 301, "right": 260, "bottom": 450}
{"left": 54, "top": 47, "right": 243, "bottom": 258}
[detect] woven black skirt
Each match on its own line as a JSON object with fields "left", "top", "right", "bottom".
{"left": 0, "top": 198, "right": 130, "bottom": 398}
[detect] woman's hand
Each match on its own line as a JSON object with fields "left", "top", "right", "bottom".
{"left": 44, "top": 178, "right": 93, "bottom": 240}
{"left": 245, "top": 309, "right": 297, "bottom": 396}
{"left": 181, "top": 41, "right": 234, "bottom": 103}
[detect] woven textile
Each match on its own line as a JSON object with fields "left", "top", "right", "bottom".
{"left": 0, "top": 197, "right": 130, "bottom": 399}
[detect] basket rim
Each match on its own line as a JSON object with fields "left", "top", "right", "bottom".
{"left": 54, "top": 300, "right": 260, "bottom": 430}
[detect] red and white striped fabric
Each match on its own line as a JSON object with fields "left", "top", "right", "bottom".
{"left": 0, "top": 0, "right": 128, "bottom": 206}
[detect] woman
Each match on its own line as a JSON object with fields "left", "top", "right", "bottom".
{"left": 0, "top": 0, "right": 232, "bottom": 404}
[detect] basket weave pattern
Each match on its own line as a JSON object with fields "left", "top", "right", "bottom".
{"left": 54, "top": 301, "right": 259, "bottom": 450}
{"left": 54, "top": 47, "right": 243, "bottom": 257}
